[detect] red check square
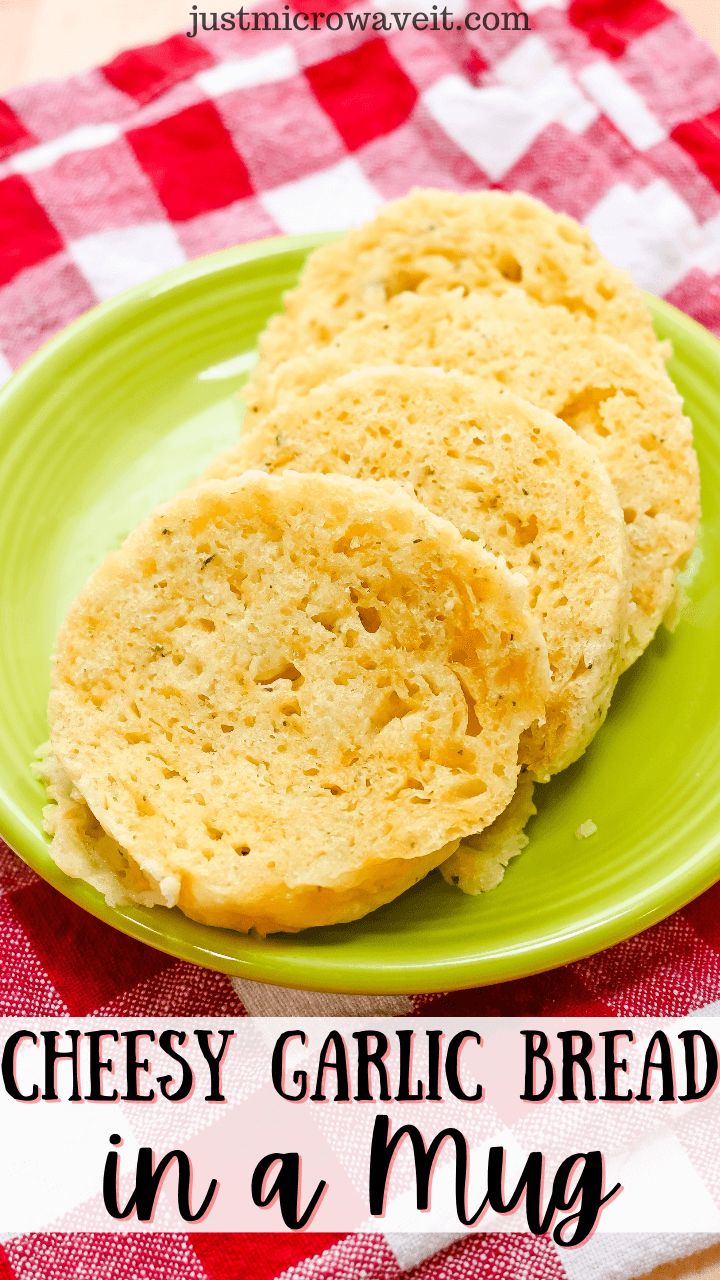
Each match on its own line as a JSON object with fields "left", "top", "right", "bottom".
{"left": 0, "top": 101, "right": 36, "bottom": 158}
{"left": 0, "top": 175, "right": 63, "bottom": 286}
{"left": 683, "top": 881, "right": 720, "bottom": 952}
{"left": 128, "top": 100, "right": 254, "bottom": 221}
{"left": 102, "top": 33, "right": 215, "bottom": 104}
{"left": 306, "top": 40, "right": 418, "bottom": 152}
{"left": 0, "top": 892, "right": 67, "bottom": 1015}
{"left": 192, "top": 1233, "right": 346, "bottom": 1280}
{"left": 672, "top": 106, "right": 720, "bottom": 193}
{"left": 568, "top": 0, "right": 669, "bottom": 57}
{"left": 9, "top": 879, "right": 173, "bottom": 1014}
{"left": 0, "top": 1245, "right": 16, "bottom": 1280}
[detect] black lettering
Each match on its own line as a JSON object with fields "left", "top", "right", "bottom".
{"left": 157, "top": 1030, "right": 194, "bottom": 1102}
{"left": 252, "top": 10, "right": 280, "bottom": 28}
{"left": 445, "top": 1031, "right": 482, "bottom": 1101}
{"left": 87, "top": 1030, "right": 119, "bottom": 1102}
{"left": 271, "top": 1030, "right": 307, "bottom": 1101}
{"left": 369, "top": 1117, "right": 478, "bottom": 1223}
{"left": 103, "top": 1134, "right": 216, "bottom": 1223}
{"left": 502, "top": 9, "right": 530, "bottom": 30}
{"left": 551, "top": 1153, "right": 621, "bottom": 1247}
{"left": 353, "top": 1031, "right": 390, "bottom": 1101}
{"left": 637, "top": 1031, "right": 676, "bottom": 1101}
{"left": 598, "top": 1031, "right": 634, "bottom": 1102}
{"left": 251, "top": 1152, "right": 326, "bottom": 1229}
{"left": 195, "top": 1029, "right": 233, "bottom": 1102}
{"left": 397, "top": 1029, "right": 424, "bottom": 1102}
{"left": 41, "top": 1030, "right": 82, "bottom": 1101}
{"left": 2, "top": 1030, "right": 39, "bottom": 1101}
{"left": 486, "top": 1146, "right": 545, "bottom": 1227}
{"left": 521, "top": 1030, "right": 554, "bottom": 1101}
{"left": 426, "top": 1030, "right": 443, "bottom": 1102}
{"left": 310, "top": 1031, "right": 350, "bottom": 1102}
{"left": 558, "top": 1031, "right": 596, "bottom": 1102}
{"left": 122, "top": 1031, "right": 155, "bottom": 1102}
{"left": 679, "top": 1029, "right": 718, "bottom": 1101}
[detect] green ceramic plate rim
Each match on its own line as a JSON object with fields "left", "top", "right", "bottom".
{"left": 0, "top": 232, "right": 718, "bottom": 995}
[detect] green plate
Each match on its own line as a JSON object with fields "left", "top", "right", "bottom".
{"left": 0, "top": 234, "right": 718, "bottom": 994}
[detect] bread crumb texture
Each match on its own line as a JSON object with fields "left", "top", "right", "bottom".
{"left": 575, "top": 819, "right": 598, "bottom": 839}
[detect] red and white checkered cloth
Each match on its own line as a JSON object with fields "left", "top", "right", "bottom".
{"left": 1, "top": 0, "right": 719, "bottom": 1274}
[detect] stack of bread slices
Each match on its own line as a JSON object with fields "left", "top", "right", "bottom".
{"left": 41, "top": 190, "right": 700, "bottom": 933}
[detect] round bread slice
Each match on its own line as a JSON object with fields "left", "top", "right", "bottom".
{"left": 49, "top": 470, "right": 549, "bottom": 934}
{"left": 205, "top": 369, "right": 629, "bottom": 779}
{"left": 247, "top": 289, "right": 698, "bottom": 666}
{"left": 247, "top": 187, "right": 664, "bottom": 413}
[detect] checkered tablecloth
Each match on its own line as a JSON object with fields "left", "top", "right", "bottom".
{"left": 1, "top": 0, "right": 720, "bottom": 1274}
